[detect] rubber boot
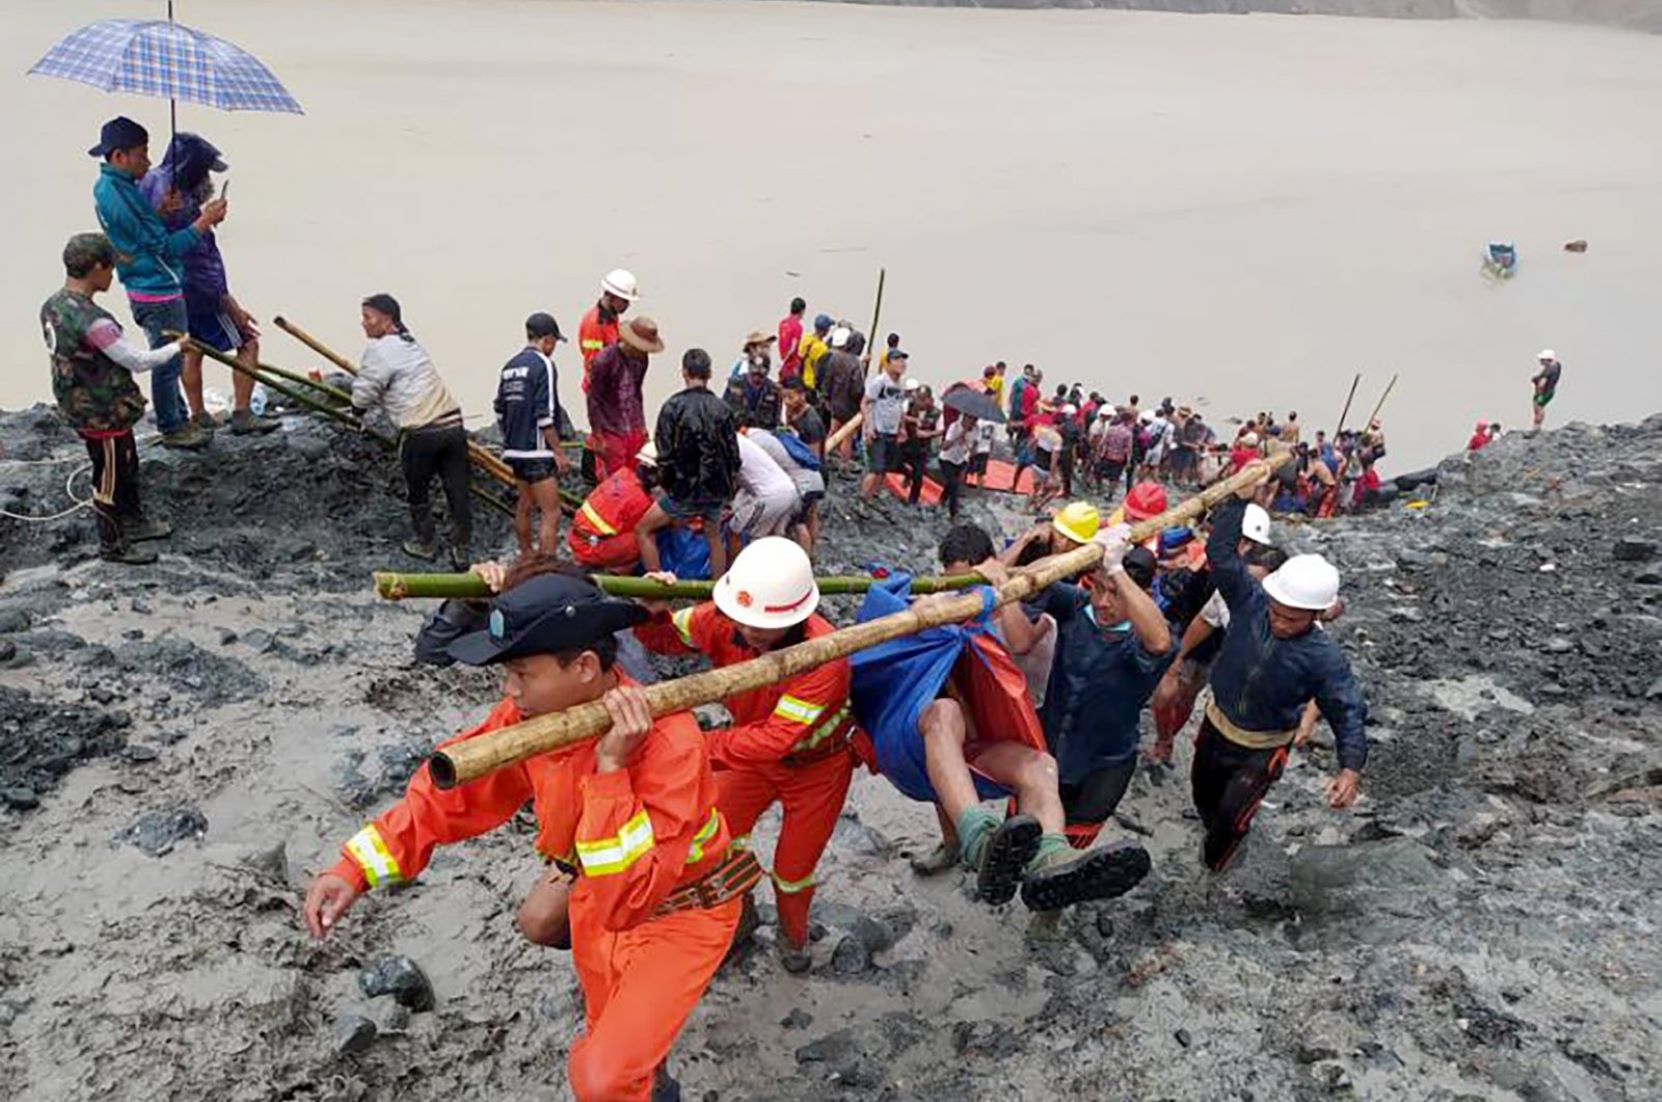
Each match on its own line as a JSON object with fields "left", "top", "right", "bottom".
{"left": 122, "top": 516, "right": 174, "bottom": 543}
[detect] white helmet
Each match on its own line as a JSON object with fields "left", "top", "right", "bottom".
{"left": 903, "top": 377, "right": 921, "bottom": 393}
{"left": 1262, "top": 553, "right": 1340, "bottom": 611}
{"left": 600, "top": 269, "right": 640, "bottom": 302}
{"left": 1242, "top": 503, "right": 1272, "bottom": 545}
{"left": 1536, "top": 348, "right": 1556, "bottom": 361}
{"left": 714, "top": 537, "right": 820, "bottom": 630}
{"left": 1242, "top": 431, "right": 1260, "bottom": 447}
{"left": 829, "top": 326, "right": 852, "bottom": 349}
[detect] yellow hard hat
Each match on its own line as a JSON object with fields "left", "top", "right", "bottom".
{"left": 1052, "top": 501, "right": 1101, "bottom": 545}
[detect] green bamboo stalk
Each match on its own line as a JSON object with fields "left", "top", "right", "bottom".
{"left": 375, "top": 568, "right": 986, "bottom": 602}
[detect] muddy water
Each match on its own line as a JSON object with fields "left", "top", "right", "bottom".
{"left": 5, "top": 1, "right": 1662, "bottom": 467}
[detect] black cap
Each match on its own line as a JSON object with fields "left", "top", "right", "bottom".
{"left": 1123, "top": 546, "right": 1157, "bottom": 589}
{"left": 89, "top": 116, "right": 148, "bottom": 158}
{"left": 889, "top": 349, "right": 910, "bottom": 361}
{"left": 447, "top": 574, "right": 648, "bottom": 666}
{"left": 526, "top": 312, "right": 564, "bottom": 341}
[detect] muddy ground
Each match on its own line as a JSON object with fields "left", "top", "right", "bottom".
{"left": 1, "top": 405, "right": 1659, "bottom": 1102}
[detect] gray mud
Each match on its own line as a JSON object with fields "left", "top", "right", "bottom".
{"left": 1, "top": 404, "right": 1659, "bottom": 1101}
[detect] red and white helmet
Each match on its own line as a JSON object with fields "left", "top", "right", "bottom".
{"left": 714, "top": 537, "right": 820, "bottom": 629}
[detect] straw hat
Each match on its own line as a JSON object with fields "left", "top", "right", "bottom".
{"left": 741, "top": 329, "right": 776, "bottom": 350}
{"left": 619, "top": 317, "right": 664, "bottom": 354}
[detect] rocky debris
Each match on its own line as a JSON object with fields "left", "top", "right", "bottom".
{"left": 0, "top": 687, "right": 131, "bottom": 812}
{"left": 116, "top": 805, "right": 208, "bottom": 857}
{"left": 793, "top": 1028, "right": 884, "bottom": 1090}
{"left": 359, "top": 955, "right": 435, "bottom": 1012}
{"left": 333, "top": 742, "right": 428, "bottom": 811}
{"left": 333, "top": 1014, "right": 378, "bottom": 1055}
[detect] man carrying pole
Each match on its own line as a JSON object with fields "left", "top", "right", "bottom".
{"left": 304, "top": 567, "right": 754, "bottom": 1102}
{"left": 634, "top": 538, "right": 858, "bottom": 973}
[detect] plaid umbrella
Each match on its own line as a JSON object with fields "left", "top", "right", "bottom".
{"left": 28, "top": 18, "right": 302, "bottom": 115}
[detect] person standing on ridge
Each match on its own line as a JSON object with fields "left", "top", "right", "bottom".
{"left": 858, "top": 350, "right": 910, "bottom": 498}
{"left": 353, "top": 294, "right": 472, "bottom": 569}
{"left": 89, "top": 116, "right": 226, "bottom": 451}
{"left": 304, "top": 567, "right": 752, "bottom": 1102}
{"left": 778, "top": 296, "right": 807, "bottom": 384}
{"left": 799, "top": 313, "right": 833, "bottom": 392}
{"left": 43, "top": 232, "right": 185, "bottom": 564}
{"left": 579, "top": 269, "right": 638, "bottom": 392}
{"left": 587, "top": 317, "right": 662, "bottom": 479}
{"left": 496, "top": 312, "right": 572, "bottom": 557}
{"left": 635, "top": 349, "right": 740, "bottom": 579}
{"left": 1531, "top": 349, "right": 1562, "bottom": 430}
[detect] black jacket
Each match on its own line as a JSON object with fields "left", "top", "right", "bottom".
{"left": 655, "top": 386, "right": 741, "bottom": 503}
{"left": 723, "top": 374, "right": 782, "bottom": 430}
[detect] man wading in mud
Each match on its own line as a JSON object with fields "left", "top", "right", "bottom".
{"left": 306, "top": 565, "right": 754, "bottom": 1102}
{"left": 1193, "top": 472, "right": 1368, "bottom": 871}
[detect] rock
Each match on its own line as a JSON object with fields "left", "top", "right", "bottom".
{"left": 1289, "top": 838, "right": 1444, "bottom": 922}
{"left": 243, "top": 842, "right": 288, "bottom": 882}
{"left": 3, "top": 786, "right": 40, "bottom": 810}
{"left": 242, "top": 629, "right": 274, "bottom": 654}
{"left": 379, "top": 1005, "right": 412, "bottom": 1033}
{"left": 217, "top": 629, "right": 239, "bottom": 646}
{"left": 1645, "top": 677, "right": 1662, "bottom": 701}
{"left": 359, "top": 955, "right": 435, "bottom": 1011}
{"left": 1296, "top": 1041, "right": 1340, "bottom": 1064}
{"left": 0, "top": 639, "right": 14, "bottom": 664}
{"left": 1541, "top": 637, "right": 1574, "bottom": 655}
{"left": 780, "top": 1007, "right": 813, "bottom": 1030}
{"left": 794, "top": 1028, "right": 881, "bottom": 1086}
{"left": 829, "top": 934, "right": 874, "bottom": 976}
{"left": 1612, "top": 537, "right": 1657, "bottom": 562}
{"left": 952, "top": 1020, "right": 1025, "bottom": 1059}
{"left": 0, "top": 609, "right": 31, "bottom": 633}
{"left": 333, "top": 1014, "right": 377, "bottom": 1055}
{"left": 129, "top": 598, "right": 151, "bottom": 615}
{"left": 117, "top": 805, "right": 208, "bottom": 856}
{"left": 122, "top": 744, "right": 159, "bottom": 763}
{"left": 1175, "top": 1028, "right": 1192, "bottom": 1048}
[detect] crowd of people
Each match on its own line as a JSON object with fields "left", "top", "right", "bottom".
{"left": 42, "top": 113, "right": 1567, "bottom": 1102}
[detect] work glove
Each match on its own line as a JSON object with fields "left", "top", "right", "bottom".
{"left": 1094, "top": 522, "right": 1133, "bottom": 576}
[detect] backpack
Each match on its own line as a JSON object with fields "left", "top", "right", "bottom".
{"left": 776, "top": 429, "right": 822, "bottom": 471}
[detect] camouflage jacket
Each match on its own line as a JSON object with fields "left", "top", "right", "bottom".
{"left": 42, "top": 289, "right": 145, "bottom": 433}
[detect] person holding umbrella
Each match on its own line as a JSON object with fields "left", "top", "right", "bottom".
{"left": 90, "top": 116, "right": 226, "bottom": 451}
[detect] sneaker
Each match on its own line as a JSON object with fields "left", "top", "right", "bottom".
{"left": 122, "top": 517, "right": 174, "bottom": 542}
{"left": 160, "top": 423, "right": 211, "bottom": 451}
{"left": 192, "top": 411, "right": 218, "bottom": 433}
{"left": 100, "top": 543, "right": 158, "bottom": 566}
{"left": 909, "top": 842, "right": 959, "bottom": 877}
{"left": 230, "top": 409, "right": 281, "bottom": 435}
{"left": 402, "top": 539, "right": 438, "bottom": 561}
{"left": 1020, "top": 841, "right": 1152, "bottom": 912}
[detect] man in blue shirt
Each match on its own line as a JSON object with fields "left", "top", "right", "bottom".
{"left": 495, "top": 313, "right": 571, "bottom": 557}
{"left": 1032, "top": 539, "right": 1175, "bottom": 849}
{"left": 89, "top": 117, "right": 227, "bottom": 450}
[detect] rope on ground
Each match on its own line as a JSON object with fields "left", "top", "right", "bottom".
{"left": 0, "top": 463, "right": 92, "bottom": 522}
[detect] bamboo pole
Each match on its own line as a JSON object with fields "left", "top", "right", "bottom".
{"left": 824, "top": 411, "right": 863, "bottom": 456}
{"left": 373, "top": 569, "right": 986, "bottom": 602}
{"left": 1364, "top": 373, "right": 1399, "bottom": 429}
{"left": 864, "top": 268, "right": 886, "bottom": 374}
{"left": 274, "top": 315, "right": 518, "bottom": 487}
{"left": 1334, "top": 372, "right": 1361, "bottom": 435}
{"left": 428, "top": 453, "right": 1290, "bottom": 788}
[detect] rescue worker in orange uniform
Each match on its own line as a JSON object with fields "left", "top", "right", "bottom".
{"left": 303, "top": 569, "right": 758, "bottom": 1102}
{"left": 579, "top": 268, "right": 638, "bottom": 393}
{"left": 568, "top": 443, "right": 659, "bottom": 572}
{"left": 634, "top": 537, "right": 857, "bottom": 973}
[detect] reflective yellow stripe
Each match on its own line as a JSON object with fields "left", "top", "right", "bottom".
{"left": 773, "top": 694, "right": 824, "bottom": 726}
{"left": 575, "top": 809, "right": 655, "bottom": 876}
{"left": 581, "top": 339, "right": 605, "bottom": 351}
{"left": 771, "top": 868, "right": 816, "bottom": 894}
{"left": 671, "top": 607, "right": 697, "bottom": 648}
{"left": 792, "top": 701, "right": 852, "bottom": 753}
{"left": 346, "top": 825, "right": 404, "bottom": 889}
{"left": 579, "top": 499, "right": 617, "bottom": 536}
{"left": 685, "top": 807, "right": 721, "bottom": 864}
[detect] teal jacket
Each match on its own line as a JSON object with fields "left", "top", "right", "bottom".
{"left": 92, "top": 163, "right": 199, "bottom": 299}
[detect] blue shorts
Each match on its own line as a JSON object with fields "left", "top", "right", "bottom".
{"left": 187, "top": 310, "right": 244, "bottom": 354}
{"left": 866, "top": 433, "right": 900, "bottom": 474}
{"left": 656, "top": 491, "right": 725, "bottom": 522}
{"left": 508, "top": 456, "right": 556, "bottom": 485}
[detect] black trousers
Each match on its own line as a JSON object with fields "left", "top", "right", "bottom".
{"left": 83, "top": 431, "right": 141, "bottom": 550}
{"left": 1190, "top": 717, "right": 1289, "bottom": 871}
{"left": 400, "top": 422, "right": 472, "bottom": 552}
{"left": 903, "top": 444, "right": 932, "bottom": 504}
{"left": 938, "top": 458, "right": 965, "bottom": 519}
{"left": 1058, "top": 756, "right": 1137, "bottom": 848}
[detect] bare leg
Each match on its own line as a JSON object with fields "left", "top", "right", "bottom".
{"left": 920, "top": 699, "right": 984, "bottom": 829}
{"left": 517, "top": 865, "right": 573, "bottom": 948}
{"left": 967, "top": 740, "right": 1064, "bottom": 834}
{"left": 531, "top": 478, "right": 561, "bottom": 554}
{"left": 231, "top": 339, "right": 259, "bottom": 412}
{"left": 514, "top": 484, "right": 534, "bottom": 557}
{"left": 181, "top": 346, "right": 207, "bottom": 420}
{"left": 704, "top": 519, "right": 728, "bottom": 579}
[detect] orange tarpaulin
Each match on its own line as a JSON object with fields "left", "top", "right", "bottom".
{"left": 976, "top": 458, "right": 1037, "bottom": 495}
{"left": 884, "top": 472, "right": 943, "bottom": 505}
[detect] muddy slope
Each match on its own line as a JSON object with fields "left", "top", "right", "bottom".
{"left": 1, "top": 405, "right": 1659, "bottom": 1101}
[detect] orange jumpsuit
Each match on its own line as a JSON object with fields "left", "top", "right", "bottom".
{"left": 568, "top": 467, "right": 654, "bottom": 570}
{"left": 638, "top": 604, "right": 857, "bottom": 949}
{"left": 578, "top": 303, "right": 619, "bottom": 395}
{"left": 327, "top": 688, "right": 739, "bottom": 1102}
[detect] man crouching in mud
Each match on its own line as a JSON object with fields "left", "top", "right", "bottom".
{"left": 1194, "top": 470, "right": 1368, "bottom": 872}
{"left": 305, "top": 563, "right": 755, "bottom": 1102}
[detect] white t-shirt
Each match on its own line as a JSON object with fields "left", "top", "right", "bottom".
{"left": 865, "top": 373, "right": 908, "bottom": 435}
{"left": 974, "top": 420, "right": 998, "bottom": 455}
{"left": 940, "top": 419, "right": 973, "bottom": 465}
{"left": 735, "top": 432, "right": 798, "bottom": 500}
{"left": 1200, "top": 589, "right": 1230, "bottom": 630}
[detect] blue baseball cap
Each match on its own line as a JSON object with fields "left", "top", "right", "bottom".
{"left": 89, "top": 116, "right": 149, "bottom": 157}
{"left": 813, "top": 313, "right": 833, "bottom": 331}
{"left": 447, "top": 574, "right": 647, "bottom": 666}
